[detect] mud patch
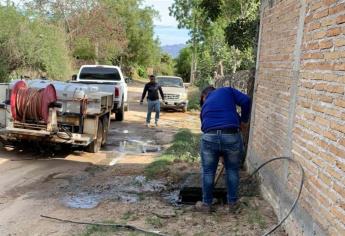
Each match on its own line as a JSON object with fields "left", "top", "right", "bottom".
{"left": 61, "top": 175, "right": 167, "bottom": 209}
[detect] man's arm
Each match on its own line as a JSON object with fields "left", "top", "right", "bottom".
{"left": 158, "top": 86, "right": 165, "bottom": 100}
{"left": 141, "top": 84, "right": 148, "bottom": 102}
{"left": 231, "top": 88, "right": 251, "bottom": 123}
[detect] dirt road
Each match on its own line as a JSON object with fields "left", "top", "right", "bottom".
{"left": 0, "top": 82, "right": 201, "bottom": 235}
{"left": 0, "top": 82, "right": 283, "bottom": 236}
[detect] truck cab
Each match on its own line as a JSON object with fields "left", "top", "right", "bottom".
{"left": 75, "top": 65, "right": 128, "bottom": 121}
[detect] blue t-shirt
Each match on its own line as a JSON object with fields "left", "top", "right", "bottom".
{"left": 200, "top": 87, "right": 251, "bottom": 133}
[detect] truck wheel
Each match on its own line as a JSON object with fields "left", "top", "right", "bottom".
{"left": 116, "top": 101, "right": 124, "bottom": 121}
{"left": 101, "top": 116, "right": 109, "bottom": 146}
{"left": 86, "top": 119, "right": 103, "bottom": 153}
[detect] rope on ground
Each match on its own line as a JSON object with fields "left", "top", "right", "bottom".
{"left": 40, "top": 215, "right": 169, "bottom": 236}
{"left": 246, "top": 157, "right": 305, "bottom": 236}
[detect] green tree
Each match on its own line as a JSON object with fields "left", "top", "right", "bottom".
{"left": 174, "top": 47, "right": 192, "bottom": 81}
{"left": 0, "top": 5, "right": 72, "bottom": 81}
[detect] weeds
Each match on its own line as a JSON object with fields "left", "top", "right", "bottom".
{"left": 144, "top": 129, "right": 200, "bottom": 179}
{"left": 122, "top": 210, "right": 138, "bottom": 221}
{"left": 247, "top": 206, "right": 267, "bottom": 229}
{"left": 81, "top": 221, "right": 117, "bottom": 236}
{"left": 145, "top": 216, "right": 164, "bottom": 228}
{"left": 187, "top": 87, "right": 200, "bottom": 111}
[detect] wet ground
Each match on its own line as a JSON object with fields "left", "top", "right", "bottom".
{"left": 0, "top": 82, "right": 285, "bottom": 236}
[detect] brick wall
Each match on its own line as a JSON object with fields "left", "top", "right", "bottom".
{"left": 247, "top": 0, "right": 345, "bottom": 235}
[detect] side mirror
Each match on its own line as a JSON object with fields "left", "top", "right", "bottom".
{"left": 72, "top": 74, "right": 77, "bottom": 81}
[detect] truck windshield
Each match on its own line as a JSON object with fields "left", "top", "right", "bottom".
{"left": 79, "top": 67, "right": 121, "bottom": 81}
{"left": 157, "top": 77, "right": 183, "bottom": 87}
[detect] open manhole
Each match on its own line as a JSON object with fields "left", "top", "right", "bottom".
{"left": 178, "top": 172, "right": 260, "bottom": 204}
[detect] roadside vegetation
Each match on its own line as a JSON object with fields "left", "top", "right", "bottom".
{"left": 0, "top": 0, "right": 175, "bottom": 82}
{"left": 171, "top": 0, "right": 259, "bottom": 89}
{"left": 187, "top": 86, "right": 201, "bottom": 111}
{"left": 144, "top": 129, "right": 200, "bottom": 179}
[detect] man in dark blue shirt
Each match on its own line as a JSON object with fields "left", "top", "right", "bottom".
{"left": 195, "top": 86, "right": 251, "bottom": 213}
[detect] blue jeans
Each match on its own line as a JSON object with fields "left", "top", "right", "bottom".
{"left": 200, "top": 131, "right": 243, "bottom": 205}
{"left": 146, "top": 99, "right": 160, "bottom": 124}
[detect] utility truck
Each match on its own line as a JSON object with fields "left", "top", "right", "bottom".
{"left": 0, "top": 79, "right": 113, "bottom": 153}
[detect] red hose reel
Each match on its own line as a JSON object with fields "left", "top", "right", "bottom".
{"left": 10, "top": 81, "right": 57, "bottom": 123}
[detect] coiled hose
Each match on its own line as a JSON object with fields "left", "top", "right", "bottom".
{"left": 16, "top": 88, "right": 44, "bottom": 122}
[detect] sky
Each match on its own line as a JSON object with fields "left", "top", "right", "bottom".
{"left": 143, "top": 0, "right": 190, "bottom": 45}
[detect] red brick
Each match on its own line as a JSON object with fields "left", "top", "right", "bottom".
{"left": 314, "top": 83, "right": 328, "bottom": 91}
{"left": 329, "top": 144, "right": 345, "bottom": 158}
{"left": 327, "top": 27, "right": 342, "bottom": 37}
{"left": 335, "top": 38, "right": 345, "bottom": 47}
{"left": 327, "top": 166, "right": 343, "bottom": 181}
{"left": 330, "top": 207, "right": 345, "bottom": 224}
{"left": 326, "top": 85, "right": 344, "bottom": 94}
{"left": 335, "top": 63, "right": 345, "bottom": 71}
{"left": 323, "top": 131, "right": 337, "bottom": 141}
{"left": 323, "top": 0, "right": 336, "bottom": 6}
{"left": 333, "top": 181, "right": 345, "bottom": 196}
{"left": 331, "top": 122, "right": 345, "bottom": 133}
{"left": 335, "top": 160, "right": 345, "bottom": 172}
{"left": 329, "top": 3, "right": 345, "bottom": 15}
{"left": 305, "top": 42, "right": 320, "bottom": 50}
{"left": 320, "top": 39, "right": 333, "bottom": 49}
{"left": 336, "top": 15, "right": 345, "bottom": 25}
{"left": 334, "top": 99, "right": 345, "bottom": 108}
{"left": 314, "top": 9, "right": 329, "bottom": 19}
{"left": 308, "top": 22, "right": 321, "bottom": 31}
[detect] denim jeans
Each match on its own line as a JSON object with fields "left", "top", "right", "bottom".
{"left": 146, "top": 99, "right": 160, "bottom": 124}
{"left": 200, "top": 131, "right": 243, "bottom": 205}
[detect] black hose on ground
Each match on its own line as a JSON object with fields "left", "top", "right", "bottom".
{"left": 40, "top": 215, "right": 169, "bottom": 236}
{"left": 246, "top": 157, "right": 305, "bottom": 236}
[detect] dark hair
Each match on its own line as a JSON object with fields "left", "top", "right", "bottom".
{"left": 149, "top": 75, "right": 155, "bottom": 78}
{"left": 200, "top": 86, "right": 215, "bottom": 107}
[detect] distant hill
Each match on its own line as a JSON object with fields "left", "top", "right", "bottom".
{"left": 162, "top": 44, "right": 186, "bottom": 58}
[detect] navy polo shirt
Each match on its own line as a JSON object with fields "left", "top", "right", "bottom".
{"left": 200, "top": 87, "right": 251, "bottom": 133}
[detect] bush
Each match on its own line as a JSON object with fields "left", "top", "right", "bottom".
{"left": 137, "top": 66, "right": 148, "bottom": 78}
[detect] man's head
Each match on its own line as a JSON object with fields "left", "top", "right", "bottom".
{"left": 149, "top": 75, "right": 155, "bottom": 83}
{"left": 200, "top": 86, "right": 216, "bottom": 107}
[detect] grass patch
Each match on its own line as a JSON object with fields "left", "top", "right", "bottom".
{"left": 187, "top": 87, "right": 200, "bottom": 111}
{"left": 144, "top": 129, "right": 200, "bottom": 179}
{"left": 145, "top": 216, "right": 164, "bottom": 228}
{"left": 247, "top": 206, "right": 267, "bottom": 229}
{"left": 80, "top": 221, "right": 118, "bottom": 236}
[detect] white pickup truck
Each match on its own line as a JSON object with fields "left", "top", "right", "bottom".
{"left": 73, "top": 65, "right": 128, "bottom": 121}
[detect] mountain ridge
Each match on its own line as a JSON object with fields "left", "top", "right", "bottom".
{"left": 161, "top": 44, "right": 186, "bottom": 58}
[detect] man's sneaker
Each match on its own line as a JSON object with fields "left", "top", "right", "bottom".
{"left": 154, "top": 122, "right": 158, "bottom": 127}
{"left": 228, "top": 202, "right": 241, "bottom": 213}
{"left": 146, "top": 123, "right": 150, "bottom": 128}
{"left": 194, "top": 201, "right": 213, "bottom": 213}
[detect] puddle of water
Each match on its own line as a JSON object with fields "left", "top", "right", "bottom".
{"left": 61, "top": 176, "right": 168, "bottom": 209}
{"left": 106, "top": 138, "right": 161, "bottom": 154}
{"left": 63, "top": 194, "right": 101, "bottom": 209}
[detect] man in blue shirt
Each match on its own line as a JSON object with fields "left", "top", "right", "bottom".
{"left": 195, "top": 86, "right": 251, "bottom": 213}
